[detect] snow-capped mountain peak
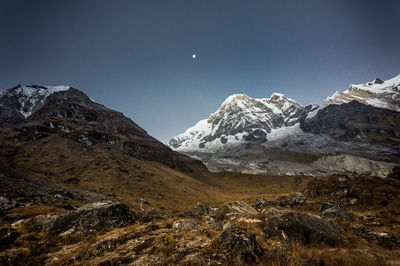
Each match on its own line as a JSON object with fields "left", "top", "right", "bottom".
{"left": 323, "top": 74, "right": 400, "bottom": 111}
{"left": 169, "top": 92, "right": 307, "bottom": 151}
{"left": 0, "top": 85, "right": 71, "bottom": 126}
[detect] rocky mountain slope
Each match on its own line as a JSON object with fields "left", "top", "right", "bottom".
{"left": 0, "top": 85, "right": 205, "bottom": 173}
{"left": 170, "top": 75, "right": 400, "bottom": 177}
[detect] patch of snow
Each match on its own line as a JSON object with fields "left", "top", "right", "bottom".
{"left": 306, "top": 105, "right": 323, "bottom": 120}
{"left": 267, "top": 124, "right": 303, "bottom": 142}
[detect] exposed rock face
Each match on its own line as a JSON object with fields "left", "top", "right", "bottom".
{"left": 265, "top": 212, "right": 342, "bottom": 246}
{"left": 32, "top": 201, "right": 133, "bottom": 235}
{"left": 323, "top": 74, "right": 400, "bottom": 111}
{"left": 300, "top": 100, "right": 400, "bottom": 141}
{"left": 213, "top": 225, "right": 263, "bottom": 264}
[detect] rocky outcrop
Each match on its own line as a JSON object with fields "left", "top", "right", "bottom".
{"left": 301, "top": 100, "right": 400, "bottom": 142}
{"left": 352, "top": 224, "right": 399, "bottom": 250}
{"left": 31, "top": 201, "right": 133, "bottom": 235}
{"left": 213, "top": 225, "right": 263, "bottom": 264}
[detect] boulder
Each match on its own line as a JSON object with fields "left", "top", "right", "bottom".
{"left": 275, "top": 196, "right": 289, "bottom": 207}
{"left": 213, "top": 225, "right": 263, "bottom": 264}
{"left": 172, "top": 219, "right": 200, "bottom": 231}
{"left": 225, "top": 201, "right": 258, "bottom": 217}
{"left": 320, "top": 205, "right": 351, "bottom": 221}
{"left": 288, "top": 192, "right": 306, "bottom": 206}
{"left": 193, "top": 202, "right": 212, "bottom": 216}
{"left": 275, "top": 192, "right": 305, "bottom": 207}
{"left": 33, "top": 201, "right": 133, "bottom": 235}
{"left": 264, "top": 212, "right": 342, "bottom": 246}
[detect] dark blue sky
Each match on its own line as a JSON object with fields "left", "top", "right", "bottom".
{"left": 1, "top": 0, "right": 399, "bottom": 143}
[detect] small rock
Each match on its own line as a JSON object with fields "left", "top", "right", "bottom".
{"left": 349, "top": 198, "right": 357, "bottom": 205}
{"left": 288, "top": 192, "right": 306, "bottom": 206}
{"left": 320, "top": 205, "right": 351, "bottom": 220}
{"left": 172, "top": 219, "right": 200, "bottom": 231}
{"left": 193, "top": 202, "right": 212, "bottom": 216}
{"left": 252, "top": 197, "right": 266, "bottom": 207}
{"left": 320, "top": 202, "right": 335, "bottom": 212}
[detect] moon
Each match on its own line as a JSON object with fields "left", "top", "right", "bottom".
{"left": 192, "top": 54, "right": 196, "bottom": 59}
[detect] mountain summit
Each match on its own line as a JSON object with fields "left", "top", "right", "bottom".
{"left": 169, "top": 92, "right": 312, "bottom": 151}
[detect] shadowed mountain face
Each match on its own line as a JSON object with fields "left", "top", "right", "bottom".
{"left": 0, "top": 85, "right": 206, "bottom": 173}
{"left": 301, "top": 100, "right": 400, "bottom": 142}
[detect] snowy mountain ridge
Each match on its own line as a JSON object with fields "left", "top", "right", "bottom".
{"left": 323, "top": 74, "right": 400, "bottom": 111}
{"left": 169, "top": 92, "right": 317, "bottom": 151}
{"left": 0, "top": 85, "right": 71, "bottom": 118}
{"left": 170, "top": 74, "right": 400, "bottom": 153}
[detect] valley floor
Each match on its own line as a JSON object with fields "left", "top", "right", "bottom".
{"left": 1, "top": 136, "right": 400, "bottom": 265}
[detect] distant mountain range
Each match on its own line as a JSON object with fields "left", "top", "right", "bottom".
{"left": 169, "top": 74, "right": 400, "bottom": 177}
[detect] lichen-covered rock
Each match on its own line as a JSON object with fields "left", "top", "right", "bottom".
{"left": 213, "top": 225, "right": 263, "bottom": 264}
{"left": 320, "top": 205, "right": 351, "bottom": 221}
{"left": 172, "top": 219, "right": 200, "bottom": 231}
{"left": 32, "top": 201, "right": 133, "bottom": 235}
{"left": 193, "top": 202, "right": 212, "bottom": 216}
{"left": 265, "top": 212, "right": 342, "bottom": 246}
